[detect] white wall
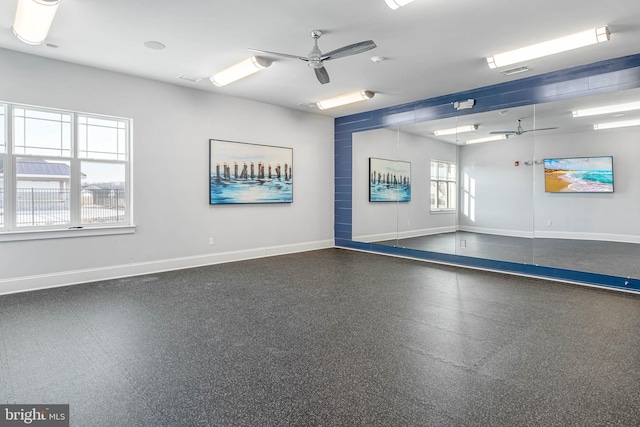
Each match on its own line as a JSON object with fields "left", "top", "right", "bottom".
{"left": 457, "top": 127, "right": 640, "bottom": 242}
{"left": 0, "top": 48, "right": 334, "bottom": 293}
{"left": 533, "top": 127, "right": 640, "bottom": 241}
{"left": 457, "top": 136, "right": 535, "bottom": 237}
{"left": 352, "top": 128, "right": 457, "bottom": 241}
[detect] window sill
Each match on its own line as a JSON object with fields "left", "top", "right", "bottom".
{"left": 0, "top": 225, "right": 136, "bottom": 242}
{"left": 430, "top": 209, "right": 456, "bottom": 215}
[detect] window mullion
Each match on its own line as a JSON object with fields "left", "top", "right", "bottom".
{"left": 5, "top": 106, "right": 16, "bottom": 230}
{"left": 69, "top": 113, "right": 80, "bottom": 226}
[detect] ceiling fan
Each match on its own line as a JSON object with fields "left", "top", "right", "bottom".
{"left": 248, "top": 30, "right": 376, "bottom": 85}
{"left": 490, "top": 119, "right": 559, "bottom": 136}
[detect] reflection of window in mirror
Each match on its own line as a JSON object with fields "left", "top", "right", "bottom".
{"left": 462, "top": 173, "right": 476, "bottom": 222}
{"left": 430, "top": 160, "right": 456, "bottom": 211}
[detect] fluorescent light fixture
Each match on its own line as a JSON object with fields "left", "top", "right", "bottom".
{"left": 434, "top": 124, "right": 478, "bottom": 136}
{"left": 593, "top": 119, "right": 640, "bottom": 130}
{"left": 210, "top": 56, "right": 272, "bottom": 87}
{"left": 385, "top": 0, "right": 415, "bottom": 10}
{"left": 573, "top": 101, "right": 640, "bottom": 117}
{"left": 316, "top": 90, "right": 374, "bottom": 110}
{"left": 13, "top": 0, "right": 60, "bottom": 45}
{"left": 486, "top": 26, "right": 610, "bottom": 69}
{"left": 466, "top": 135, "right": 507, "bottom": 144}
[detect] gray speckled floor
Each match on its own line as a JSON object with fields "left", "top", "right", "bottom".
{"left": 1, "top": 248, "right": 640, "bottom": 426}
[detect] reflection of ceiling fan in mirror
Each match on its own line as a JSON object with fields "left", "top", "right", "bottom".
{"left": 249, "top": 30, "right": 376, "bottom": 85}
{"left": 490, "top": 119, "right": 559, "bottom": 137}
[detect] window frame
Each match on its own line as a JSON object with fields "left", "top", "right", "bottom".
{"left": 0, "top": 102, "right": 134, "bottom": 241}
{"left": 430, "top": 159, "right": 457, "bottom": 213}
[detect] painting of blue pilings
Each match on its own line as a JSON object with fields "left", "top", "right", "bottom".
{"left": 210, "top": 139, "right": 293, "bottom": 204}
{"left": 369, "top": 157, "right": 411, "bottom": 202}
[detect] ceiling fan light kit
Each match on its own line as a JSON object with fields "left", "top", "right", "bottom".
{"left": 486, "top": 26, "right": 610, "bottom": 69}
{"left": 316, "top": 90, "right": 375, "bottom": 110}
{"left": 13, "top": 0, "right": 60, "bottom": 45}
{"left": 385, "top": 0, "right": 415, "bottom": 10}
{"left": 210, "top": 56, "right": 272, "bottom": 87}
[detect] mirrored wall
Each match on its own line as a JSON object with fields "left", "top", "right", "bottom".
{"left": 350, "top": 86, "right": 640, "bottom": 281}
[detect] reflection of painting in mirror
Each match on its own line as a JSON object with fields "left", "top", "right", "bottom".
{"left": 544, "top": 156, "right": 613, "bottom": 193}
{"left": 369, "top": 157, "right": 411, "bottom": 202}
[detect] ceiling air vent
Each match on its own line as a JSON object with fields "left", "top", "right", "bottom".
{"left": 501, "top": 66, "right": 530, "bottom": 76}
{"left": 176, "top": 74, "right": 203, "bottom": 83}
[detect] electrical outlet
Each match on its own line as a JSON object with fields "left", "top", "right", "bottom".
{"left": 209, "top": 237, "right": 215, "bottom": 245}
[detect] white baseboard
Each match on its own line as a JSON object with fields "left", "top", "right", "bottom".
{"left": 534, "top": 231, "right": 640, "bottom": 244}
{"left": 355, "top": 225, "right": 640, "bottom": 245}
{"left": 0, "top": 239, "right": 334, "bottom": 296}
{"left": 354, "top": 226, "right": 456, "bottom": 243}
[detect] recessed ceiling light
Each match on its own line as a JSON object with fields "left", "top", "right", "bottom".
{"left": 371, "top": 56, "right": 385, "bottom": 63}
{"left": 144, "top": 40, "right": 166, "bottom": 50}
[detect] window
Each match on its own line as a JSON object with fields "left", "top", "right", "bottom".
{"left": 430, "top": 160, "right": 456, "bottom": 211}
{"left": 0, "top": 103, "right": 131, "bottom": 234}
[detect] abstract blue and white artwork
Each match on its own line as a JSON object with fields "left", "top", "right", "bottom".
{"left": 209, "top": 139, "right": 293, "bottom": 204}
{"left": 369, "top": 157, "right": 411, "bottom": 202}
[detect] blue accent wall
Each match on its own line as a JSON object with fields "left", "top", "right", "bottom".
{"left": 334, "top": 53, "right": 640, "bottom": 293}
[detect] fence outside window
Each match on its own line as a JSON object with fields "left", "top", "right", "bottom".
{"left": 15, "top": 188, "right": 125, "bottom": 227}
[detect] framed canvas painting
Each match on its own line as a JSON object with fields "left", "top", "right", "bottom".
{"left": 209, "top": 139, "right": 293, "bottom": 204}
{"left": 369, "top": 157, "right": 411, "bottom": 202}
{"left": 543, "top": 156, "right": 613, "bottom": 193}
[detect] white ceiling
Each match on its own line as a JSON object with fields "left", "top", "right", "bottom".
{"left": 400, "top": 86, "right": 640, "bottom": 144}
{"left": 1, "top": 0, "right": 640, "bottom": 118}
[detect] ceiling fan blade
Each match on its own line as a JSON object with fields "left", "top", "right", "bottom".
{"left": 522, "top": 127, "right": 560, "bottom": 133}
{"left": 248, "top": 48, "right": 308, "bottom": 61}
{"left": 315, "top": 66, "right": 330, "bottom": 84}
{"left": 321, "top": 40, "right": 376, "bottom": 61}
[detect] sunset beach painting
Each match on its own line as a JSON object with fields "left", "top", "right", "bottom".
{"left": 543, "top": 156, "right": 613, "bottom": 193}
